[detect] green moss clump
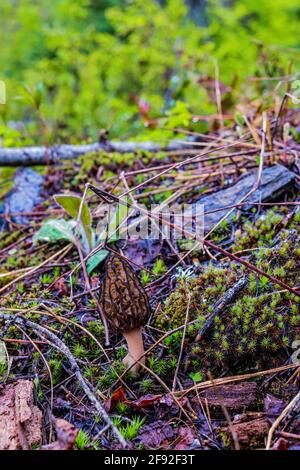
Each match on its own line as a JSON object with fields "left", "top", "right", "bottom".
{"left": 0, "top": 230, "right": 23, "bottom": 250}
{"left": 155, "top": 265, "right": 237, "bottom": 329}
{"left": 156, "top": 232, "right": 300, "bottom": 377}
{"left": 232, "top": 209, "right": 283, "bottom": 252}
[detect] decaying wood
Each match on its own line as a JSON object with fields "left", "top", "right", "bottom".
{"left": 197, "top": 382, "right": 258, "bottom": 409}
{"left": 0, "top": 380, "right": 42, "bottom": 450}
{"left": 0, "top": 139, "right": 195, "bottom": 166}
{"left": 221, "top": 416, "right": 270, "bottom": 448}
{"left": 41, "top": 418, "right": 78, "bottom": 450}
{"left": 198, "top": 165, "right": 295, "bottom": 231}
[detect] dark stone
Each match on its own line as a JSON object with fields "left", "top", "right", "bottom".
{"left": 0, "top": 168, "right": 44, "bottom": 230}
{"left": 197, "top": 165, "right": 295, "bottom": 232}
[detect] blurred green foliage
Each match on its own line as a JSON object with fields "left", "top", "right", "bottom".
{"left": 0, "top": 0, "right": 299, "bottom": 143}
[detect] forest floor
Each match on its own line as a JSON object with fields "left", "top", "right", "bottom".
{"left": 0, "top": 104, "right": 300, "bottom": 451}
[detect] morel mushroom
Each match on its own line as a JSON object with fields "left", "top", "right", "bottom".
{"left": 100, "top": 253, "right": 151, "bottom": 374}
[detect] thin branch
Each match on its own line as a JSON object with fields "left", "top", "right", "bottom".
{"left": 0, "top": 139, "right": 198, "bottom": 166}
{"left": 195, "top": 277, "right": 248, "bottom": 341}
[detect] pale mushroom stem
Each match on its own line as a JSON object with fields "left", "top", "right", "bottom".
{"left": 122, "top": 327, "right": 145, "bottom": 375}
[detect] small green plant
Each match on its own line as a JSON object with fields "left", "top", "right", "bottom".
{"left": 40, "top": 273, "right": 53, "bottom": 285}
{"left": 75, "top": 429, "right": 90, "bottom": 450}
{"left": 116, "top": 402, "right": 128, "bottom": 414}
{"left": 154, "top": 358, "right": 167, "bottom": 376}
{"left": 83, "top": 366, "right": 95, "bottom": 380}
{"left": 140, "top": 269, "right": 150, "bottom": 286}
{"left": 168, "top": 357, "right": 178, "bottom": 370}
{"left": 0, "top": 362, "right": 7, "bottom": 379}
{"left": 16, "top": 283, "right": 25, "bottom": 294}
{"left": 112, "top": 416, "right": 122, "bottom": 428}
{"left": 152, "top": 259, "right": 167, "bottom": 276}
{"left": 259, "top": 276, "right": 269, "bottom": 290}
{"left": 98, "top": 374, "right": 110, "bottom": 390}
{"left": 48, "top": 357, "right": 63, "bottom": 384}
{"left": 120, "top": 416, "right": 145, "bottom": 441}
{"left": 72, "top": 343, "right": 87, "bottom": 359}
{"left": 140, "top": 378, "right": 154, "bottom": 392}
{"left": 148, "top": 356, "right": 156, "bottom": 370}
{"left": 115, "top": 346, "right": 127, "bottom": 360}
{"left": 164, "top": 331, "right": 183, "bottom": 351}
{"left": 189, "top": 371, "right": 203, "bottom": 382}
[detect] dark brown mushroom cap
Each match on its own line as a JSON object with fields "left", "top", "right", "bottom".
{"left": 99, "top": 253, "right": 151, "bottom": 333}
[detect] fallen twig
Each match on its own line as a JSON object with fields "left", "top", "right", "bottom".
{"left": 195, "top": 277, "right": 248, "bottom": 341}
{"left": 0, "top": 139, "right": 196, "bottom": 166}
{"left": 266, "top": 389, "right": 300, "bottom": 449}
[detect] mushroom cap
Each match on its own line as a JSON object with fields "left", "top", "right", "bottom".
{"left": 99, "top": 253, "right": 151, "bottom": 333}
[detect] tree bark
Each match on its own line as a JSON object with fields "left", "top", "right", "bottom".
{"left": 0, "top": 139, "right": 195, "bottom": 166}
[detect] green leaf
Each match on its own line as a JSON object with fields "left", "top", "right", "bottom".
{"left": 54, "top": 194, "right": 93, "bottom": 253}
{"left": 86, "top": 249, "right": 109, "bottom": 274}
{"left": 189, "top": 371, "right": 203, "bottom": 383}
{"left": 234, "top": 112, "right": 245, "bottom": 127}
{"left": 33, "top": 219, "right": 76, "bottom": 244}
{"left": 0, "top": 341, "right": 8, "bottom": 377}
{"left": 34, "top": 81, "right": 45, "bottom": 109}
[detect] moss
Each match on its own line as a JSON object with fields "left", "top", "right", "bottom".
{"left": 155, "top": 265, "right": 237, "bottom": 329}
{"left": 0, "top": 229, "right": 24, "bottom": 250}
{"left": 155, "top": 232, "right": 300, "bottom": 378}
{"left": 152, "top": 258, "right": 167, "bottom": 276}
{"left": 139, "top": 378, "right": 154, "bottom": 393}
{"left": 231, "top": 208, "right": 300, "bottom": 253}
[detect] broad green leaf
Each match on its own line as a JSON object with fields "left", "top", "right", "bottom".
{"left": 54, "top": 194, "right": 93, "bottom": 253}
{"left": 0, "top": 341, "right": 8, "bottom": 377}
{"left": 33, "top": 219, "right": 76, "bottom": 244}
{"left": 86, "top": 249, "right": 109, "bottom": 274}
